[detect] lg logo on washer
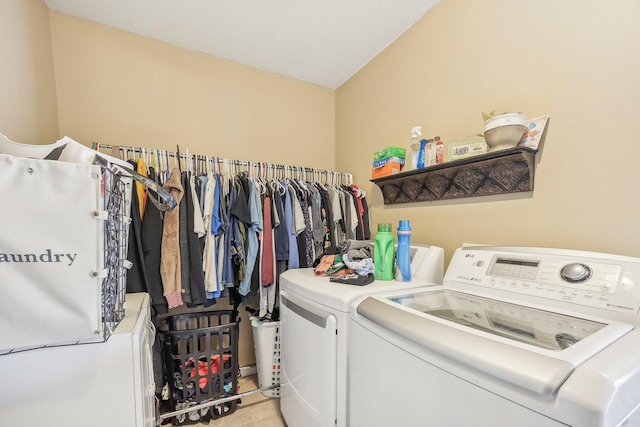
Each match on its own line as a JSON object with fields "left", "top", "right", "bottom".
{"left": 0, "top": 249, "right": 78, "bottom": 266}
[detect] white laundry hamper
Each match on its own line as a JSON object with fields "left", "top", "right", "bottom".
{"left": 0, "top": 154, "right": 132, "bottom": 354}
{"left": 251, "top": 319, "right": 281, "bottom": 397}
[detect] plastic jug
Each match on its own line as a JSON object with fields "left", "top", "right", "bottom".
{"left": 395, "top": 220, "right": 412, "bottom": 282}
{"left": 374, "top": 223, "right": 395, "bottom": 280}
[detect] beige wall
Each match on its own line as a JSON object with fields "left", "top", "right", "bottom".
{"left": 48, "top": 11, "right": 336, "bottom": 368}
{"left": 49, "top": 11, "right": 336, "bottom": 170}
{"left": 0, "top": 0, "right": 59, "bottom": 144}
{"left": 337, "top": 0, "right": 640, "bottom": 267}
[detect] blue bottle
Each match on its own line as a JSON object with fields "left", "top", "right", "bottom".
{"left": 417, "top": 139, "right": 428, "bottom": 169}
{"left": 395, "top": 220, "right": 412, "bottom": 282}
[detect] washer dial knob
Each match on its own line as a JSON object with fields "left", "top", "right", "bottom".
{"left": 560, "top": 263, "right": 592, "bottom": 283}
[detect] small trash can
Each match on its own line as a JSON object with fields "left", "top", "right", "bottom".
{"left": 251, "top": 319, "right": 281, "bottom": 397}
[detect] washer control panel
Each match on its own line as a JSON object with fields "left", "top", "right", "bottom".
{"left": 446, "top": 247, "right": 640, "bottom": 315}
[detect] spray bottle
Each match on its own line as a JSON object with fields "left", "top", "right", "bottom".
{"left": 410, "top": 126, "right": 429, "bottom": 169}
{"left": 395, "top": 220, "right": 412, "bottom": 282}
{"left": 410, "top": 126, "right": 421, "bottom": 169}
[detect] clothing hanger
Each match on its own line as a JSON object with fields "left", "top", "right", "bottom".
{"left": 268, "top": 164, "right": 285, "bottom": 194}
{"left": 94, "top": 155, "right": 177, "bottom": 212}
{"left": 141, "top": 147, "right": 147, "bottom": 168}
{"left": 157, "top": 150, "right": 163, "bottom": 174}
{"left": 200, "top": 156, "right": 207, "bottom": 175}
{"left": 220, "top": 158, "right": 230, "bottom": 196}
{"left": 190, "top": 153, "right": 195, "bottom": 175}
{"left": 204, "top": 156, "right": 212, "bottom": 174}
{"left": 267, "top": 163, "right": 274, "bottom": 181}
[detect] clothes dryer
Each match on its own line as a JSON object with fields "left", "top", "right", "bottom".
{"left": 279, "top": 244, "right": 444, "bottom": 427}
{"left": 0, "top": 293, "right": 156, "bottom": 427}
{"left": 349, "top": 246, "right": 640, "bottom": 427}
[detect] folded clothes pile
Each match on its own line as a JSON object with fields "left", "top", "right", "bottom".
{"left": 314, "top": 240, "right": 375, "bottom": 285}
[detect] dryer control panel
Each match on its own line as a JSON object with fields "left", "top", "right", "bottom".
{"left": 445, "top": 246, "right": 640, "bottom": 316}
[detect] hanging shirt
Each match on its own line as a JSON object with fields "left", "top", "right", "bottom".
{"left": 350, "top": 184, "right": 366, "bottom": 240}
{"left": 136, "top": 157, "right": 148, "bottom": 220}
{"left": 340, "top": 186, "right": 358, "bottom": 240}
{"left": 231, "top": 177, "right": 250, "bottom": 283}
{"left": 316, "top": 185, "right": 334, "bottom": 248}
{"left": 184, "top": 171, "right": 206, "bottom": 306}
{"left": 203, "top": 176, "right": 219, "bottom": 293}
{"left": 216, "top": 174, "right": 229, "bottom": 294}
{"left": 284, "top": 184, "right": 299, "bottom": 269}
{"left": 361, "top": 192, "right": 371, "bottom": 240}
{"left": 261, "top": 193, "right": 275, "bottom": 287}
{"left": 307, "top": 183, "right": 324, "bottom": 257}
{"left": 141, "top": 167, "right": 168, "bottom": 315}
{"left": 272, "top": 184, "right": 289, "bottom": 261}
{"left": 190, "top": 174, "right": 206, "bottom": 239}
{"left": 199, "top": 174, "right": 208, "bottom": 215}
{"left": 238, "top": 178, "right": 263, "bottom": 296}
{"left": 223, "top": 182, "right": 239, "bottom": 288}
{"left": 326, "top": 186, "right": 343, "bottom": 245}
{"left": 125, "top": 161, "right": 149, "bottom": 297}
{"left": 160, "top": 168, "right": 185, "bottom": 309}
{"left": 294, "top": 184, "right": 313, "bottom": 268}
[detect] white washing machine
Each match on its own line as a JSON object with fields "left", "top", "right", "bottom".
{"left": 349, "top": 246, "right": 640, "bottom": 427}
{"left": 279, "top": 244, "right": 444, "bottom": 427}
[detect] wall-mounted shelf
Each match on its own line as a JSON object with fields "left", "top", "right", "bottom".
{"left": 371, "top": 147, "right": 538, "bottom": 205}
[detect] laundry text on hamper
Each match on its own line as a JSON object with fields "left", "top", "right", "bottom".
{"left": 0, "top": 249, "right": 77, "bottom": 266}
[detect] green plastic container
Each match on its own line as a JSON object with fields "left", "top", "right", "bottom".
{"left": 374, "top": 223, "right": 395, "bottom": 280}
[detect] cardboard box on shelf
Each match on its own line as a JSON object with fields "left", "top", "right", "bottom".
{"left": 371, "top": 161, "right": 403, "bottom": 180}
{"left": 373, "top": 156, "right": 405, "bottom": 168}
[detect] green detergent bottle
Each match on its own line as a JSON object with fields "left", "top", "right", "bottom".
{"left": 374, "top": 223, "right": 395, "bottom": 280}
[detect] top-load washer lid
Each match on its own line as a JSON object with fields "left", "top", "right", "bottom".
{"left": 389, "top": 290, "right": 607, "bottom": 350}
{"left": 279, "top": 269, "right": 434, "bottom": 313}
{"left": 356, "top": 289, "right": 634, "bottom": 396}
{"left": 279, "top": 244, "right": 444, "bottom": 312}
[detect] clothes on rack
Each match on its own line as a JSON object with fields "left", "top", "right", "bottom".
{"left": 160, "top": 169, "right": 185, "bottom": 310}
{"left": 115, "top": 147, "right": 370, "bottom": 320}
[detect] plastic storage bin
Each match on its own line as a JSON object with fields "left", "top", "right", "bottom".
{"left": 251, "top": 319, "right": 281, "bottom": 397}
{"left": 161, "top": 311, "right": 240, "bottom": 425}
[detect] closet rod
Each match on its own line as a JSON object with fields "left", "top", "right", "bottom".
{"left": 94, "top": 143, "right": 350, "bottom": 179}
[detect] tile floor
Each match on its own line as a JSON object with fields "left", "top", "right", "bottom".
{"left": 161, "top": 374, "right": 287, "bottom": 427}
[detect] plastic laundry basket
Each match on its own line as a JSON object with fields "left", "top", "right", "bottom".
{"left": 161, "top": 310, "right": 240, "bottom": 425}
{"left": 251, "top": 319, "right": 281, "bottom": 398}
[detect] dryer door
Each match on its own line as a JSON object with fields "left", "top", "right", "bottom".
{"left": 280, "top": 290, "right": 338, "bottom": 427}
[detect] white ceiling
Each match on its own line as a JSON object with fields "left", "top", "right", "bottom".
{"left": 44, "top": 0, "right": 440, "bottom": 89}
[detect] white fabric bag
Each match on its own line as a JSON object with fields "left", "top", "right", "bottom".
{"left": 0, "top": 155, "right": 108, "bottom": 354}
